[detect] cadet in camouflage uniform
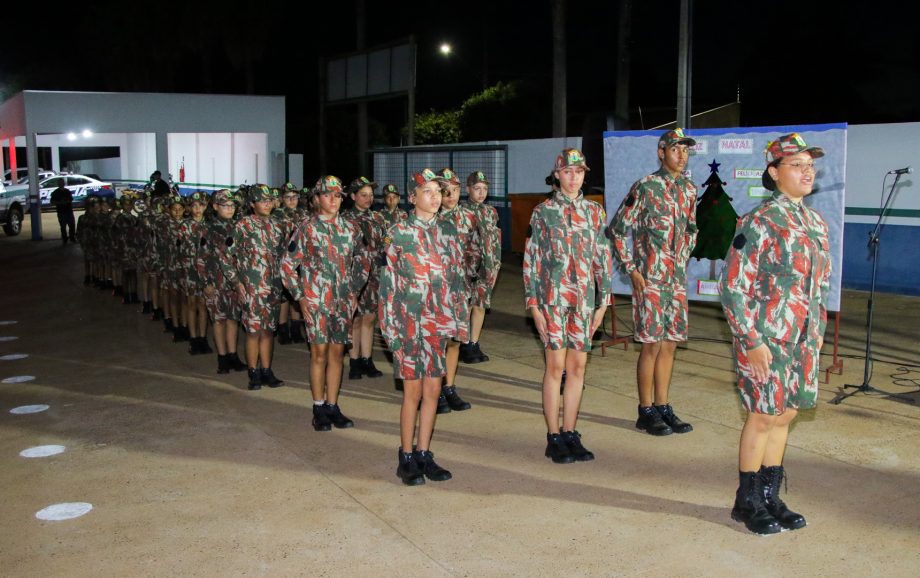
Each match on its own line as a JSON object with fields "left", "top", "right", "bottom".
{"left": 436, "top": 168, "right": 477, "bottom": 413}
{"left": 135, "top": 192, "right": 156, "bottom": 314}
{"left": 380, "top": 168, "right": 468, "bottom": 486}
{"left": 112, "top": 194, "right": 140, "bottom": 305}
{"left": 277, "top": 183, "right": 306, "bottom": 344}
{"left": 146, "top": 196, "right": 168, "bottom": 321}
{"left": 199, "top": 189, "right": 247, "bottom": 374}
{"left": 222, "top": 184, "right": 286, "bottom": 390}
{"left": 378, "top": 184, "right": 407, "bottom": 228}
{"left": 523, "top": 148, "right": 611, "bottom": 464}
{"left": 720, "top": 133, "right": 830, "bottom": 535}
{"left": 98, "top": 198, "right": 117, "bottom": 291}
{"left": 461, "top": 170, "right": 503, "bottom": 364}
{"left": 343, "top": 176, "right": 388, "bottom": 381}
{"left": 76, "top": 197, "right": 100, "bottom": 285}
{"left": 281, "top": 175, "right": 370, "bottom": 431}
{"left": 160, "top": 194, "right": 189, "bottom": 341}
{"left": 179, "top": 191, "right": 212, "bottom": 355}
{"left": 610, "top": 128, "right": 698, "bottom": 437}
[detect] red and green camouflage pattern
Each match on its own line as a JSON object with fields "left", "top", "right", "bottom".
{"left": 342, "top": 205, "right": 388, "bottom": 316}
{"left": 178, "top": 217, "right": 208, "bottom": 296}
{"left": 197, "top": 215, "right": 240, "bottom": 322}
{"left": 437, "top": 203, "right": 478, "bottom": 323}
{"left": 534, "top": 305, "right": 594, "bottom": 351}
{"left": 112, "top": 209, "right": 140, "bottom": 270}
{"left": 280, "top": 213, "right": 371, "bottom": 344}
{"left": 391, "top": 336, "right": 448, "bottom": 380}
{"left": 378, "top": 213, "right": 470, "bottom": 372}
{"left": 523, "top": 190, "right": 612, "bottom": 315}
{"left": 720, "top": 190, "right": 831, "bottom": 351}
{"left": 461, "top": 199, "right": 502, "bottom": 308}
{"left": 159, "top": 216, "right": 185, "bottom": 291}
{"left": 378, "top": 206, "right": 408, "bottom": 229}
{"left": 610, "top": 167, "right": 698, "bottom": 342}
{"left": 733, "top": 336, "right": 819, "bottom": 414}
{"left": 763, "top": 132, "right": 825, "bottom": 164}
{"left": 436, "top": 168, "right": 460, "bottom": 184}
{"left": 657, "top": 127, "right": 696, "bottom": 148}
{"left": 553, "top": 148, "right": 590, "bottom": 171}
{"left": 222, "top": 214, "right": 286, "bottom": 333}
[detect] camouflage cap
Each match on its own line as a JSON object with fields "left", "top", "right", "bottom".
{"left": 382, "top": 183, "right": 401, "bottom": 197}
{"left": 166, "top": 193, "right": 184, "bottom": 207}
{"left": 763, "top": 133, "right": 825, "bottom": 164}
{"left": 466, "top": 171, "right": 489, "bottom": 187}
{"left": 269, "top": 187, "right": 281, "bottom": 199}
{"left": 410, "top": 168, "right": 440, "bottom": 192}
{"left": 212, "top": 189, "right": 235, "bottom": 205}
{"left": 248, "top": 184, "right": 272, "bottom": 203}
{"left": 187, "top": 190, "right": 209, "bottom": 204}
{"left": 436, "top": 168, "right": 460, "bottom": 185}
{"left": 658, "top": 128, "right": 696, "bottom": 148}
{"left": 554, "top": 148, "right": 590, "bottom": 172}
{"left": 762, "top": 133, "right": 824, "bottom": 191}
{"left": 316, "top": 175, "right": 344, "bottom": 195}
{"left": 347, "top": 176, "right": 378, "bottom": 193}
{"left": 283, "top": 181, "right": 297, "bottom": 192}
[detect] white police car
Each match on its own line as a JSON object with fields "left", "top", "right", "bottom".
{"left": 7, "top": 174, "right": 115, "bottom": 210}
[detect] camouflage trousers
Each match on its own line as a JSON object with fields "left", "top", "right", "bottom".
{"left": 392, "top": 336, "right": 447, "bottom": 380}
{"left": 632, "top": 284, "right": 688, "bottom": 343}
{"left": 537, "top": 305, "right": 593, "bottom": 352}
{"left": 240, "top": 289, "right": 279, "bottom": 334}
{"left": 205, "top": 287, "right": 241, "bottom": 323}
{"left": 733, "top": 336, "right": 819, "bottom": 415}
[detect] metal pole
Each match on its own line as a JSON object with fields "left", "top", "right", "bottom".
{"left": 552, "top": 0, "right": 567, "bottom": 138}
{"left": 676, "top": 0, "right": 692, "bottom": 128}
{"left": 407, "top": 36, "right": 416, "bottom": 146}
{"left": 356, "top": 0, "right": 368, "bottom": 175}
{"left": 27, "top": 131, "right": 41, "bottom": 240}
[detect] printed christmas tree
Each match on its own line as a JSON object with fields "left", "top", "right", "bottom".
{"left": 692, "top": 159, "right": 739, "bottom": 261}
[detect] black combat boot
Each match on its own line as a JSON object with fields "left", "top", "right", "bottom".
{"left": 324, "top": 402, "right": 354, "bottom": 429}
{"left": 436, "top": 391, "right": 452, "bottom": 414}
{"left": 163, "top": 317, "right": 175, "bottom": 334}
{"left": 414, "top": 449, "right": 452, "bottom": 481}
{"left": 362, "top": 356, "right": 383, "bottom": 378}
{"left": 199, "top": 337, "right": 213, "bottom": 354}
{"left": 443, "top": 385, "right": 471, "bottom": 411}
{"left": 290, "top": 320, "right": 306, "bottom": 343}
{"left": 348, "top": 358, "right": 363, "bottom": 380}
{"left": 545, "top": 432, "right": 576, "bottom": 464}
{"left": 141, "top": 301, "right": 152, "bottom": 315}
{"left": 277, "top": 322, "right": 292, "bottom": 345}
{"left": 216, "top": 354, "right": 230, "bottom": 374}
{"left": 260, "top": 368, "right": 284, "bottom": 388}
{"left": 760, "top": 465, "right": 806, "bottom": 530}
{"left": 173, "top": 326, "right": 190, "bottom": 343}
{"left": 396, "top": 449, "right": 425, "bottom": 486}
{"left": 188, "top": 337, "right": 202, "bottom": 355}
{"left": 471, "top": 341, "right": 489, "bottom": 362}
{"left": 459, "top": 342, "right": 477, "bottom": 364}
{"left": 562, "top": 430, "right": 595, "bottom": 461}
{"left": 312, "top": 404, "right": 332, "bottom": 432}
{"left": 247, "top": 368, "right": 262, "bottom": 391}
{"left": 227, "top": 352, "right": 247, "bottom": 372}
{"left": 655, "top": 403, "right": 693, "bottom": 434}
{"left": 731, "top": 471, "right": 783, "bottom": 535}
{"left": 636, "top": 405, "right": 673, "bottom": 436}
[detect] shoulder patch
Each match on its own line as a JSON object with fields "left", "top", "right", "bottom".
{"left": 288, "top": 240, "right": 296, "bottom": 252}
{"left": 732, "top": 233, "right": 747, "bottom": 250}
{"left": 625, "top": 192, "right": 636, "bottom": 207}
{"left": 225, "top": 236, "right": 233, "bottom": 247}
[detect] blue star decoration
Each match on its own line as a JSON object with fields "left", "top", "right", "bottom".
{"left": 708, "top": 159, "right": 721, "bottom": 173}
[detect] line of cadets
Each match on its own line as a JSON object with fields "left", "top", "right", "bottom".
{"left": 75, "top": 169, "right": 502, "bottom": 485}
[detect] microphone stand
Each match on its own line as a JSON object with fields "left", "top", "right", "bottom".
{"left": 832, "top": 171, "right": 917, "bottom": 404}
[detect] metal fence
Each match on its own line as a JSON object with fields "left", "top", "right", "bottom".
{"left": 370, "top": 144, "right": 510, "bottom": 250}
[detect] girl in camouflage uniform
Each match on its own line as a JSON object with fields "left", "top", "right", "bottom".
{"left": 523, "top": 149, "right": 612, "bottom": 465}
{"left": 161, "top": 194, "right": 189, "bottom": 341}
{"left": 276, "top": 184, "right": 304, "bottom": 345}
{"left": 379, "top": 169, "right": 468, "bottom": 486}
{"left": 281, "top": 175, "right": 370, "bottom": 431}
{"left": 720, "top": 133, "right": 831, "bottom": 535}
{"left": 180, "top": 191, "right": 212, "bottom": 354}
{"left": 378, "top": 184, "right": 407, "bottom": 228}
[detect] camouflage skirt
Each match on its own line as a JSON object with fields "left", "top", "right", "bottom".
{"left": 537, "top": 305, "right": 593, "bottom": 352}
{"left": 733, "top": 336, "right": 819, "bottom": 415}
{"left": 392, "top": 336, "right": 447, "bottom": 380}
{"left": 240, "top": 288, "right": 280, "bottom": 334}
{"left": 205, "top": 287, "right": 241, "bottom": 322}
{"left": 632, "top": 284, "right": 688, "bottom": 343}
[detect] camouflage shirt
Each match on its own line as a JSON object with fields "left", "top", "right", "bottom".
{"left": 720, "top": 190, "right": 831, "bottom": 350}
{"left": 378, "top": 213, "right": 470, "bottom": 351}
{"left": 222, "top": 215, "right": 285, "bottom": 297}
{"left": 523, "top": 190, "right": 612, "bottom": 310}
{"left": 178, "top": 217, "right": 208, "bottom": 289}
{"left": 610, "top": 167, "right": 698, "bottom": 288}
{"left": 378, "top": 206, "right": 408, "bottom": 229}
{"left": 197, "top": 216, "right": 236, "bottom": 291}
{"left": 280, "top": 213, "right": 370, "bottom": 314}
{"left": 462, "top": 199, "right": 502, "bottom": 289}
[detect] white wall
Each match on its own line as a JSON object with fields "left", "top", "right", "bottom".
{"left": 167, "top": 132, "right": 267, "bottom": 188}
{"left": 845, "top": 122, "right": 920, "bottom": 226}
{"left": 124, "top": 133, "right": 156, "bottom": 182}
{"left": 288, "top": 154, "right": 304, "bottom": 188}
{"left": 504, "top": 137, "right": 583, "bottom": 193}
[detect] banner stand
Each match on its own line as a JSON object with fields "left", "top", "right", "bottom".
{"left": 825, "top": 310, "right": 844, "bottom": 383}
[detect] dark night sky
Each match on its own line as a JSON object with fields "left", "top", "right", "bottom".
{"left": 4, "top": 0, "right": 920, "bottom": 176}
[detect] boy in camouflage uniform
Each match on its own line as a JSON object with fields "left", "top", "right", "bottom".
{"left": 436, "top": 168, "right": 478, "bottom": 413}
{"left": 199, "top": 190, "right": 247, "bottom": 374}
{"left": 380, "top": 168, "right": 468, "bottom": 486}
{"left": 523, "top": 149, "right": 611, "bottom": 464}
{"left": 378, "top": 184, "right": 407, "bottom": 228}
{"left": 281, "top": 175, "right": 370, "bottom": 431}
{"left": 461, "top": 171, "right": 502, "bottom": 364}
{"left": 720, "top": 133, "right": 830, "bottom": 535}
{"left": 342, "top": 176, "right": 388, "bottom": 380}
{"left": 222, "top": 184, "right": 286, "bottom": 390}
{"left": 610, "top": 128, "right": 698, "bottom": 436}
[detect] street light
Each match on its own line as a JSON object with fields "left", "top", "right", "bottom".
{"left": 66, "top": 132, "right": 77, "bottom": 141}
{"left": 81, "top": 129, "right": 93, "bottom": 138}
{"left": 439, "top": 42, "right": 452, "bottom": 56}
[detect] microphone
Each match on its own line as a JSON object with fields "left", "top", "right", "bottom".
{"left": 888, "top": 167, "right": 913, "bottom": 175}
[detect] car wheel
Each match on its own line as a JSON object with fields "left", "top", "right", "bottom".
{"left": 3, "top": 207, "right": 22, "bottom": 236}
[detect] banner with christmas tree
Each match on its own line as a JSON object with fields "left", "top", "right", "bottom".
{"left": 603, "top": 123, "right": 846, "bottom": 310}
